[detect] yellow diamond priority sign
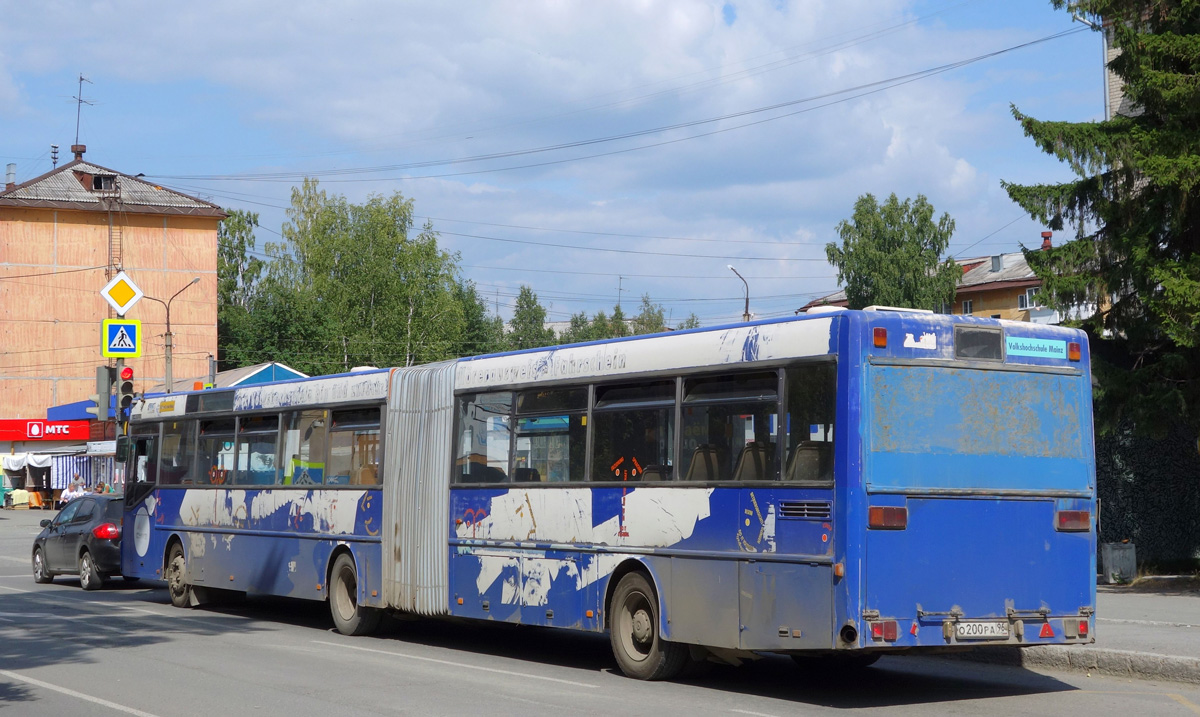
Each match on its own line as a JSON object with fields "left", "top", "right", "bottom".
{"left": 100, "top": 271, "right": 144, "bottom": 316}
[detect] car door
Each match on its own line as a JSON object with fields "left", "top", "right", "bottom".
{"left": 59, "top": 498, "right": 96, "bottom": 570}
{"left": 46, "top": 500, "right": 81, "bottom": 570}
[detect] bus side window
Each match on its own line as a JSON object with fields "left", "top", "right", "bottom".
{"left": 592, "top": 381, "right": 675, "bottom": 482}
{"left": 454, "top": 393, "right": 512, "bottom": 484}
{"left": 236, "top": 415, "right": 280, "bottom": 485}
{"left": 197, "top": 419, "right": 237, "bottom": 485}
{"left": 327, "top": 408, "right": 381, "bottom": 486}
{"left": 282, "top": 410, "right": 327, "bottom": 486}
{"left": 158, "top": 420, "right": 196, "bottom": 485}
{"left": 680, "top": 372, "right": 780, "bottom": 482}
{"left": 514, "top": 388, "right": 587, "bottom": 483}
{"left": 783, "top": 363, "right": 836, "bottom": 484}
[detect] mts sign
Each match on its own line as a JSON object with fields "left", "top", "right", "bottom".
{"left": 0, "top": 419, "right": 91, "bottom": 442}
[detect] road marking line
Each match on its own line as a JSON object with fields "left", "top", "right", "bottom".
{"left": 0, "top": 573, "right": 33, "bottom": 578}
{"left": 1169, "top": 694, "right": 1200, "bottom": 715}
{"left": 0, "top": 669, "right": 163, "bottom": 717}
{"left": 313, "top": 639, "right": 598, "bottom": 688}
{"left": 0, "top": 584, "right": 31, "bottom": 593}
{"left": 1098, "top": 617, "right": 1198, "bottom": 629}
{"left": 732, "top": 710, "right": 781, "bottom": 717}
{"left": 0, "top": 556, "right": 30, "bottom": 564}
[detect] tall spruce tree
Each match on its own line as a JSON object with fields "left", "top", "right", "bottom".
{"left": 1002, "top": 1, "right": 1200, "bottom": 435}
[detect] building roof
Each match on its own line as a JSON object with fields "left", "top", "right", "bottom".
{"left": 0, "top": 158, "right": 225, "bottom": 217}
{"left": 802, "top": 250, "right": 1042, "bottom": 310}
{"left": 143, "top": 361, "right": 309, "bottom": 394}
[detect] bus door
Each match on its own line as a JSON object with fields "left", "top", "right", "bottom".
{"left": 723, "top": 364, "right": 837, "bottom": 650}
{"left": 121, "top": 426, "right": 161, "bottom": 579}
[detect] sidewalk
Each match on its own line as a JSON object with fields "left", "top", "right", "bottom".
{"left": 957, "top": 580, "right": 1200, "bottom": 684}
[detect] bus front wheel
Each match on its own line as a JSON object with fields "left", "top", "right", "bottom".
{"left": 329, "top": 553, "right": 381, "bottom": 636}
{"left": 165, "top": 543, "right": 192, "bottom": 608}
{"left": 609, "top": 572, "right": 687, "bottom": 680}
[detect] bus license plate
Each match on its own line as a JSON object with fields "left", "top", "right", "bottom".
{"left": 955, "top": 622, "right": 1010, "bottom": 640}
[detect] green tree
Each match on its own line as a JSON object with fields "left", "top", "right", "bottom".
{"left": 454, "top": 280, "right": 505, "bottom": 357}
{"left": 825, "top": 193, "right": 959, "bottom": 311}
{"left": 507, "top": 285, "right": 555, "bottom": 350}
{"left": 609, "top": 304, "right": 630, "bottom": 338}
{"left": 217, "top": 210, "right": 264, "bottom": 370}
{"left": 676, "top": 313, "right": 701, "bottom": 330}
{"left": 240, "top": 179, "right": 466, "bottom": 373}
{"left": 631, "top": 294, "right": 667, "bottom": 335}
{"left": 1002, "top": 1, "right": 1200, "bottom": 434}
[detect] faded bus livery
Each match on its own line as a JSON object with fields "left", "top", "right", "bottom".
{"left": 120, "top": 308, "right": 1096, "bottom": 679}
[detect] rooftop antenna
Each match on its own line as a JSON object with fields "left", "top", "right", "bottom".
{"left": 50, "top": 144, "right": 59, "bottom": 168}
{"left": 73, "top": 74, "right": 93, "bottom": 146}
{"left": 617, "top": 275, "right": 627, "bottom": 310}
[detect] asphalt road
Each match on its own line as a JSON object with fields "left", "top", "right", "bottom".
{"left": 3, "top": 509, "right": 1200, "bottom": 717}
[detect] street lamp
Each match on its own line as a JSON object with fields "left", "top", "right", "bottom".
{"left": 728, "top": 265, "right": 750, "bottom": 322}
{"left": 144, "top": 277, "right": 200, "bottom": 392}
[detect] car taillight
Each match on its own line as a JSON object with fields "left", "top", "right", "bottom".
{"left": 1055, "top": 510, "right": 1090, "bottom": 532}
{"left": 92, "top": 523, "right": 121, "bottom": 540}
{"left": 868, "top": 506, "right": 907, "bottom": 530}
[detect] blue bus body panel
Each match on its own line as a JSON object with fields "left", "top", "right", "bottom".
{"left": 122, "top": 488, "right": 384, "bottom": 605}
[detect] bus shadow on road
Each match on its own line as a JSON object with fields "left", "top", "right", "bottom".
{"left": 0, "top": 583, "right": 272, "bottom": 708}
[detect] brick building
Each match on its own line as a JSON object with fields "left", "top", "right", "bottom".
{"left": 0, "top": 146, "right": 225, "bottom": 419}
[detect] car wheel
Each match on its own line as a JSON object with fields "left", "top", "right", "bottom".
{"left": 165, "top": 543, "right": 193, "bottom": 608}
{"left": 329, "top": 553, "right": 381, "bottom": 636}
{"left": 32, "top": 547, "right": 53, "bottom": 584}
{"left": 609, "top": 571, "right": 687, "bottom": 680}
{"left": 79, "top": 550, "right": 103, "bottom": 591}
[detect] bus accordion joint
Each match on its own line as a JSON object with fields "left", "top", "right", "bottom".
{"left": 1055, "top": 510, "right": 1091, "bottom": 532}
{"left": 868, "top": 506, "right": 907, "bottom": 530}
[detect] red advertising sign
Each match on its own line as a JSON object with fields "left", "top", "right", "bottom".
{"left": 0, "top": 419, "right": 92, "bottom": 442}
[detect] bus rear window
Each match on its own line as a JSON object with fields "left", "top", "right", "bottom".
{"left": 868, "top": 365, "right": 1090, "bottom": 492}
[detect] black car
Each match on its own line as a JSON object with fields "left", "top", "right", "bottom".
{"left": 32, "top": 494, "right": 126, "bottom": 590}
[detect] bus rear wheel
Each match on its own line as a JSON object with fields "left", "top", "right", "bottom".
{"left": 165, "top": 543, "right": 192, "bottom": 608}
{"left": 329, "top": 553, "right": 381, "bottom": 636}
{"left": 609, "top": 572, "right": 687, "bottom": 680}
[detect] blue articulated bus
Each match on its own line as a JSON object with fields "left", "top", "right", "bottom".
{"left": 120, "top": 307, "right": 1096, "bottom": 680}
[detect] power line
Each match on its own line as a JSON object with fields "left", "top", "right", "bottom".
{"left": 150, "top": 27, "right": 1085, "bottom": 184}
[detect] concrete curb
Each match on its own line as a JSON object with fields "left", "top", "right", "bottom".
{"left": 947, "top": 645, "right": 1200, "bottom": 684}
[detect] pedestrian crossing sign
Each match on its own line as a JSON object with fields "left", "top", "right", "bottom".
{"left": 101, "top": 319, "right": 142, "bottom": 358}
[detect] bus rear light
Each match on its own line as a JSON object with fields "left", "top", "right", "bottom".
{"left": 870, "top": 620, "right": 899, "bottom": 641}
{"left": 868, "top": 506, "right": 907, "bottom": 530}
{"left": 873, "top": 327, "right": 887, "bottom": 348}
{"left": 1068, "top": 342, "right": 1081, "bottom": 361}
{"left": 91, "top": 523, "right": 120, "bottom": 540}
{"left": 1078, "top": 620, "right": 1089, "bottom": 637}
{"left": 1055, "top": 510, "right": 1091, "bottom": 532}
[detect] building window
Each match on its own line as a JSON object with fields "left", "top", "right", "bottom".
{"left": 1018, "top": 288, "right": 1038, "bottom": 310}
{"left": 961, "top": 300, "right": 973, "bottom": 315}
{"left": 91, "top": 175, "right": 115, "bottom": 191}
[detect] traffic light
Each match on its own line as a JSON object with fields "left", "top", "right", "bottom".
{"left": 86, "top": 365, "right": 116, "bottom": 418}
{"left": 118, "top": 365, "right": 136, "bottom": 417}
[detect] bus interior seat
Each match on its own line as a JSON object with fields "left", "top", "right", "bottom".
{"left": 351, "top": 464, "right": 377, "bottom": 485}
{"left": 684, "top": 444, "right": 722, "bottom": 481}
{"left": 785, "top": 441, "right": 831, "bottom": 482}
{"left": 640, "top": 465, "right": 670, "bottom": 481}
{"left": 513, "top": 467, "right": 541, "bottom": 483}
{"left": 461, "top": 462, "right": 507, "bottom": 483}
{"left": 732, "top": 442, "right": 775, "bottom": 481}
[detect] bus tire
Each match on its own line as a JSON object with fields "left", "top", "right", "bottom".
{"left": 329, "top": 553, "right": 381, "bottom": 636}
{"left": 609, "top": 572, "right": 687, "bottom": 680}
{"left": 165, "top": 543, "right": 193, "bottom": 609}
{"left": 79, "top": 550, "right": 103, "bottom": 591}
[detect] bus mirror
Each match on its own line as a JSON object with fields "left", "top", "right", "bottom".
{"left": 115, "top": 436, "right": 130, "bottom": 462}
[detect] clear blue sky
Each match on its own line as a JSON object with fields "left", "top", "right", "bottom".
{"left": 0, "top": 0, "right": 1105, "bottom": 324}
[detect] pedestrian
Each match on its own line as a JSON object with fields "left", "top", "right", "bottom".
{"left": 60, "top": 478, "right": 87, "bottom": 505}
{"left": 93, "top": 481, "right": 107, "bottom": 494}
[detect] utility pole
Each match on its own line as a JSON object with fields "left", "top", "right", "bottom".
{"left": 144, "top": 277, "right": 200, "bottom": 392}
{"left": 73, "top": 74, "right": 93, "bottom": 147}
